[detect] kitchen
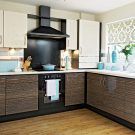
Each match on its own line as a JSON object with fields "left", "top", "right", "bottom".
{"left": 0, "top": 0, "right": 135, "bottom": 134}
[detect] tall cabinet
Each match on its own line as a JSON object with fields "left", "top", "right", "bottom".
{"left": 78, "top": 20, "right": 100, "bottom": 68}
{"left": 0, "top": 10, "right": 3, "bottom": 47}
{"left": 66, "top": 19, "right": 77, "bottom": 50}
{"left": 61, "top": 19, "right": 77, "bottom": 50}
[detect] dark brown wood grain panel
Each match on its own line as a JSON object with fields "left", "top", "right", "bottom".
{"left": 6, "top": 75, "right": 38, "bottom": 84}
{"left": 125, "top": 101, "right": 135, "bottom": 115}
{"left": 104, "top": 96, "right": 125, "bottom": 113}
{"left": 87, "top": 92, "right": 106, "bottom": 110}
{"left": 124, "top": 113, "right": 135, "bottom": 124}
{"left": 65, "top": 73, "right": 85, "bottom": 106}
{"left": 87, "top": 73, "right": 106, "bottom": 92}
{"left": 0, "top": 76, "right": 5, "bottom": 98}
{"left": 87, "top": 73, "right": 126, "bottom": 122}
{"left": 105, "top": 76, "right": 125, "bottom": 99}
{"left": 5, "top": 75, "right": 38, "bottom": 115}
{"left": 125, "top": 78, "right": 135, "bottom": 103}
{"left": 87, "top": 73, "right": 106, "bottom": 110}
{"left": 6, "top": 82, "right": 38, "bottom": 99}
{"left": 0, "top": 76, "right": 5, "bottom": 116}
{"left": 0, "top": 100, "right": 5, "bottom": 116}
{"left": 6, "top": 96, "right": 38, "bottom": 115}
{"left": 124, "top": 78, "right": 135, "bottom": 123}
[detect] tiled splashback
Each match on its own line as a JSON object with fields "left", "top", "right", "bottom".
{"left": 60, "top": 50, "right": 79, "bottom": 69}
{"left": 0, "top": 49, "right": 24, "bottom": 72}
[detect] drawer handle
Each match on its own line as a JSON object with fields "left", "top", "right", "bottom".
{"left": 0, "top": 35, "right": 2, "bottom": 44}
{"left": 8, "top": 79, "right": 19, "bottom": 81}
{"left": 24, "top": 35, "right": 27, "bottom": 46}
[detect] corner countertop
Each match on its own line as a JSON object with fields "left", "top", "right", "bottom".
{"left": 0, "top": 69, "right": 135, "bottom": 79}
{"left": 86, "top": 69, "right": 135, "bottom": 79}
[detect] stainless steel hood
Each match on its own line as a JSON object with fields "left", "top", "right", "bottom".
{"left": 28, "top": 6, "right": 69, "bottom": 39}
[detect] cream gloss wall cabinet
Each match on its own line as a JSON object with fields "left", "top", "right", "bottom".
{"left": 78, "top": 20, "right": 100, "bottom": 68}
{"left": 0, "top": 10, "right": 27, "bottom": 48}
{"left": 65, "top": 19, "right": 77, "bottom": 50}
{"left": 0, "top": 10, "right": 3, "bottom": 47}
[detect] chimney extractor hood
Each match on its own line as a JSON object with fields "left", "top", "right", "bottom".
{"left": 28, "top": 6, "right": 69, "bottom": 39}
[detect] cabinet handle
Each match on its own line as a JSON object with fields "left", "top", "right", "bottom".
{"left": 67, "top": 39, "right": 69, "bottom": 47}
{"left": 0, "top": 35, "right": 2, "bottom": 44}
{"left": 103, "top": 77, "right": 106, "bottom": 87}
{"left": 24, "top": 35, "right": 27, "bottom": 46}
{"left": 80, "top": 47, "right": 82, "bottom": 54}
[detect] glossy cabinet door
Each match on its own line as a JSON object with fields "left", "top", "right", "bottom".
{"left": 6, "top": 75, "right": 38, "bottom": 115}
{"left": 124, "top": 78, "right": 135, "bottom": 124}
{"left": 104, "top": 76, "right": 125, "bottom": 119}
{"left": 87, "top": 73, "right": 106, "bottom": 110}
{"left": 87, "top": 73, "right": 125, "bottom": 118}
{"left": 79, "top": 20, "right": 100, "bottom": 68}
{"left": 65, "top": 73, "right": 85, "bottom": 106}
{"left": 0, "top": 76, "right": 5, "bottom": 116}
{"left": 66, "top": 19, "right": 77, "bottom": 50}
{"left": 0, "top": 10, "right": 3, "bottom": 47}
{"left": 4, "top": 11, "right": 27, "bottom": 48}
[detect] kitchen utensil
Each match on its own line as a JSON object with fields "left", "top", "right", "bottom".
{"left": 42, "top": 64, "right": 56, "bottom": 71}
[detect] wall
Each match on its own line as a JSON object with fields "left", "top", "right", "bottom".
{"left": 96, "top": 2, "right": 135, "bottom": 53}
{"left": 0, "top": 1, "right": 95, "bottom": 31}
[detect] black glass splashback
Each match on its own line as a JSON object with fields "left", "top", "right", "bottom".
{"left": 24, "top": 38, "right": 65, "bottom": 70}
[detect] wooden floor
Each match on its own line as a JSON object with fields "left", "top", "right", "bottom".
{"left": 0, "top": 109, "right": 134, "bottom": 135}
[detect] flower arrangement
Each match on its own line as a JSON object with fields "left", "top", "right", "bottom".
{"left": 121, "top": 44, "right": 135, "bottom": 61}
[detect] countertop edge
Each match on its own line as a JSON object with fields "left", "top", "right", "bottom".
{"left": 0, "top": 69, "right": 135, "bottom": 79}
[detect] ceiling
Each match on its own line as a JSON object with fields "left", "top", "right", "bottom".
{"left": 3, "top": 0, "right": 135, "bottom": 13}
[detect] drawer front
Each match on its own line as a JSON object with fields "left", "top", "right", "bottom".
{"left": 6, "top": 75, "right": 38, "bottom": 84}
{"left": 79, "top": 57, "right": 99, "bottom": 63}
{"left": 6, "top": 96, "right": 38, "bottom": 115}
{"left": 66, "top": 73, "right": 84, "bottom": 81}
{"left": 0, "top": 100, "right": 5, "bottom": 116}
{"left": 6, "top": 82, "right": 38, "bottom": 99}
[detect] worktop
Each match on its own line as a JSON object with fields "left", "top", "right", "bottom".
{"left": 0, "top": 69, "right": 135, "bottom": 79}
{"left": 87, "top": 69, "right": 135, "bottom": 79}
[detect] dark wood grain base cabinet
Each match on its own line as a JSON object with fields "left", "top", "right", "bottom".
{"left": 6, "top": 75, "right": 38, "bottom": 115}
{"left": 87, "top": 73, "right": 135, "bottom": 124}
{"left": 65, "top": 73, "right": 85, "bottom": 106}
{"left": 0, "top": 76, "right": 6, "bottom": 116}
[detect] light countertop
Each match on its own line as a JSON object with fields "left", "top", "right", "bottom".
{"left": 0, "top": 69, "right": 86, "bottom": 76}
{"left": 86, "top": 69, "right": 135, "bottom": 79}
{"left": 0, "top": 69, "right": 135, "bottom": 79}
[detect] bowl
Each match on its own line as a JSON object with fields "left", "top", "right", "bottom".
{"left": 42, "top": 64, "right": 56, "bottom": 71}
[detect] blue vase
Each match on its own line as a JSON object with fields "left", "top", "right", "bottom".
{"left": 112, "top": 46, "right": 117, "bottom": 63}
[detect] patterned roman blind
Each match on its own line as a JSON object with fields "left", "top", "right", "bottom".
{"left": 107, "top": 18, "right": 135, "bottom": 45}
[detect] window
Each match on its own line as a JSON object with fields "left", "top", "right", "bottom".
{"left": 106, "top": 18, "right": 135, "bottom": 65}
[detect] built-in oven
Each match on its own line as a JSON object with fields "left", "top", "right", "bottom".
{"left": 38, "top": 73, "right": 65, "bottom": 111}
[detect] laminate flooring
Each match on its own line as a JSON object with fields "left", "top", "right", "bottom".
{"left": 0, "top": 109, "right": 134, "bottom": 135}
